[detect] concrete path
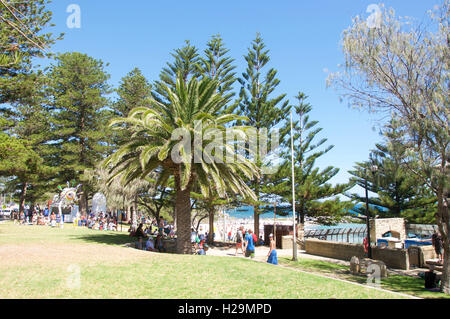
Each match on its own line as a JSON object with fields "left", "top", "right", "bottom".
{"left": 206, "top": 244, "right": 421, "bottom": 299}
{"left": 206, "top": 244, "right": 429, "bottom": 277}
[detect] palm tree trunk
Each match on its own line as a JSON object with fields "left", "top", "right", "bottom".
{"left": 175, "top": 175, "right": 192, "bottom": 254}
{"left": 127, "top": 206, "right": 132, "bottom": 223}
{"left": 133, "top": 194, "right": 138, "bottom": 225}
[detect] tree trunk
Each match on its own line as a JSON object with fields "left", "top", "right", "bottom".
{"left": 253, "top": 208, "right": 260, "bottom": 238}
{"left": 127, "top": 206, "right": 132, "bottom": 223}
{"left": 79, "top": 189, "right": 87, "bottom": 216}
{"left": 437, "top": 186, "right": 449, "bottom": 294}
{"left": 133, "top": 194, "right": 138, "bottom": 225}
{"left": 130, "top": 206, "right": 136, "bottom": 226}
{"left": 175, "top": 175, "right": 192, "bottom": 254}
{"left": 19, "top": 182, "right": 28, "bottom": 214}
{"left": 208, "top": 209, "right": 215, "bottom": 244}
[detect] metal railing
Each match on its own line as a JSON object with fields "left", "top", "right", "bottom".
{"left": 304, "top": 224, "right": 439, "bottom": 244}
{"left": 304, "top": 226, "right": 367, "bottom": 244}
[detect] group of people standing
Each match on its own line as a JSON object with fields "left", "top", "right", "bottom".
{"left": 12, "top": 207, "right": 54, "bottom": 226}
{"left": 234, "top": 226, "right": 277, "bottom": 265}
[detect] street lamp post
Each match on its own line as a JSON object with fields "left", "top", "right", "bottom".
{"left": 364, "top": 177, "right": 372, "bottom": 259}
{"left": 273, "top": 202, "right": 277, "bottom": 248}
{"left": 290, "top": 111, "right": 297, "bottom": 261}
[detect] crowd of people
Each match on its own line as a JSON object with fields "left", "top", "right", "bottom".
{"left": 11, "top": 206, "right": 277, "bottom": 264}
{"left": 233, "top": 226, "right": 277, "bottom": 265}
{"left": 11, "top": 207, "right": 55, "bottom": 226}
{"left": 76, "top": 211, "right": 119, "bottom": 231}
{"left": 130, "top": 216, "right": 175, "bottom": 253}
{"left": 190, "top": 228, "right": 211, "bottom": 255}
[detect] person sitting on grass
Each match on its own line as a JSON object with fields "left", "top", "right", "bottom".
{"left": 135, "top": 237, "right": 144, "bottom": 250}
{"left": 169, "top": 226, "right": 175, "bottom": 238}
{"left": 155, "top": 234, "right": 165, "bottom": 253}
{"left": 108, "top": 221, "right": 116, "bottom": 231}
{"left": 135, "top": 223, "right": 147, "bottom": 239}
{"left": 145, "top": 236, "right": 157, "bottom": 252}
{"left": 50, "top": 212, "right": 56, "bottom": 227}
{"left": 258, "top": 236, "right": 265, "bottom": 246}
{"left": 197, "top": 239, "right": 209, "bottom": 255}
{"left": 245, "top": 229, "right": 255, "bottom": 259}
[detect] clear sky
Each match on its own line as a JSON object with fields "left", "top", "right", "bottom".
{"left": 40, "top": 0, "right": 437, "bottom": 196}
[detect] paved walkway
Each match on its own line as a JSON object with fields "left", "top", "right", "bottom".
{"left": 206, "top": 244, "right": 422, "bottom": 299}
{"left": 206, "top": 244, "right": 429, "bottom": 277}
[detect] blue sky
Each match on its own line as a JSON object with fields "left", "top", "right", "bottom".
{"left": 40, "top": 0, "right": 436, "bottom": 196}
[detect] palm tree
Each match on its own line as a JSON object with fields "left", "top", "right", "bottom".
{"left": 106, "top": 76, "right": 258, "bottom": 254}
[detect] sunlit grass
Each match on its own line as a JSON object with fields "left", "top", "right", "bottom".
{"left": 279, "top": 257, "right": 450, "bottom": 299}
{"left": 0, "top": 222, "right": 413, "bottom": 299}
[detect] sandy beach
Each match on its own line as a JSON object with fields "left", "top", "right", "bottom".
{"left": 196, "top": 216, "right": 316, "bottom": 241}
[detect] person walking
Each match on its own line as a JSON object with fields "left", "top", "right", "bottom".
{"left": 267, "top": 233, "right": 278, "bottom": 265}
{"left": 235, "top": 227, "right": 244, "bottom": 256}
{"left": 432, "top": 231, "right": 443, "bottom": 264}
{"left": 245, "top": 229, "right": 255, "bottom": 259}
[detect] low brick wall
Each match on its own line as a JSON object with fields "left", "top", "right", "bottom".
{"left": 372, "top": 246, "right": 409, "bottom": 270}
{"left": 162, "top": 238, "right": 177, "bottom": 253}
{"left": 305, "top": 238, "right": 410, "bottom": 270}
{"left": 305, "top": 239, "right": 364, "bottom": 261}
{"left": 281, "top": 235, "right": 302, "bottom": 250}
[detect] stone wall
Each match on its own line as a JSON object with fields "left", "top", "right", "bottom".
{"left": 372, "top": 246, "right": 409, "bottom": 270}
{"left": 305, "top": 238, "right": 410, "bottom": 270}
{"left": 369, "top": 218, "right": 406, "bottom": 244}
{"left": 408, "top": 245, "right": 437, "bottom": 268}
{"left": 162, "top": 238, "right": 177, "bottom": 253}
{"left": 281, "top": 235, "right": 302, "bottom": 250}
{"left": 305, "top": 238, "right": 365, "bottom": 261}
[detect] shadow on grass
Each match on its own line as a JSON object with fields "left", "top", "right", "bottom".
{"left": 70, "top": 232, "right": 132, "bottom": 246}
{"left": 281, "top": 257, "right": 347, "bottom": 273}
{"left": 381, "top": 275, "right": 450, "bottom": 299}
{"left": 382, "top": 276, "right": 424, "bottom": 293}
{"left": 280, "top": 256, "right": 450, "bottom": 299}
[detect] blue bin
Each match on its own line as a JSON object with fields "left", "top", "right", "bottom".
{"left": 404, "top": 239, "right": 432, "bottom": 249}
{"left": 377, "top": 239, "right": 388, "bottom": 248}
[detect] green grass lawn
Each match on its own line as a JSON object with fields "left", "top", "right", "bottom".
{"left": 279, "top": 258, "right": 450, "bottom": 299}
{"left": 0, "top": 222, "right": 416, "bottom": 299}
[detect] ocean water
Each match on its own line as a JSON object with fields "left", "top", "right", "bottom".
{"left": 224, "top": 206, "right": 366, "bottom": 229}
{"left": 225, "top": 205, "right": 294, "bottom": 219}
{"left": 225, "top": 203, "right": 387, "bottom": 220}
